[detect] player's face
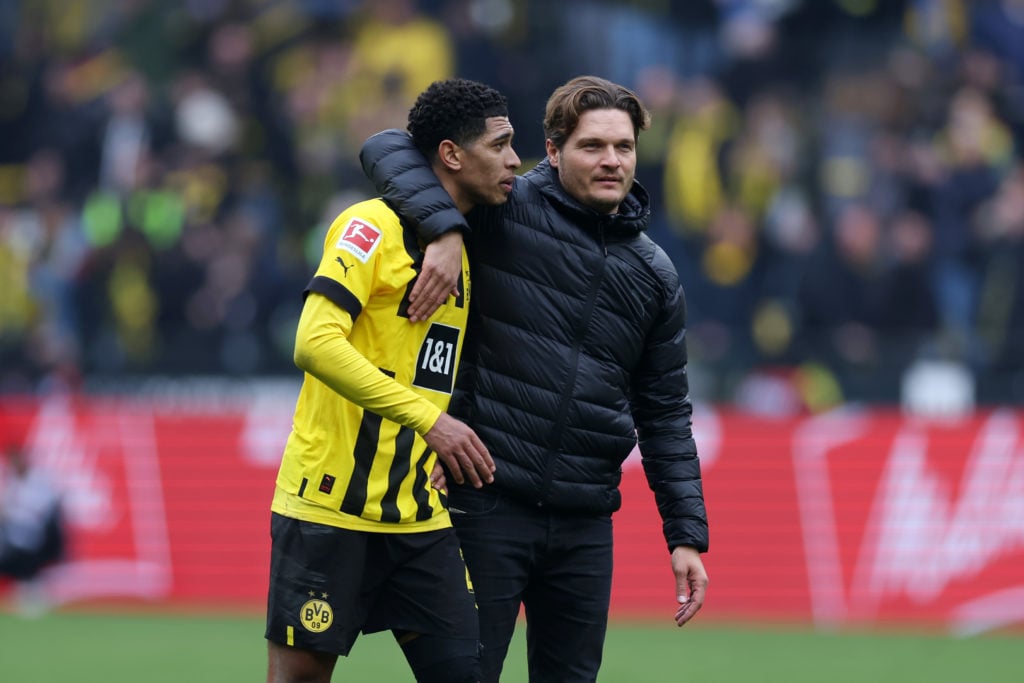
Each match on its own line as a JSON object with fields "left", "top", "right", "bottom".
{"left": 546, "top": 108, "right": 637, "bottom": 214}
{"left": 457, "top": 116, "right": 520, "bottom": 208}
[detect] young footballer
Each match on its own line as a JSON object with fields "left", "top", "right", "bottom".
{"left": 265, "top": 78, "right": 520, "bottom": 683}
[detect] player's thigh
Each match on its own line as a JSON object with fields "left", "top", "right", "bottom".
{"left": 368, "top": 528, "right": 479, "bottom": 640}
{"left": 265, "top": 513, "right": 375, "bottom": 657}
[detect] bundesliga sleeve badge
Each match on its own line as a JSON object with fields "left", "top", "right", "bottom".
{"left": 336, "top": 217, "right": 383, "bottom": 263}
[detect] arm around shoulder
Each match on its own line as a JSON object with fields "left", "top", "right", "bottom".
{"left": 359, "top": 129, "right": 470, "bottom": 243}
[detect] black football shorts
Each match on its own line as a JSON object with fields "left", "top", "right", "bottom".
{"left": 265, "top": 512, "right": 479, "bottom": 656}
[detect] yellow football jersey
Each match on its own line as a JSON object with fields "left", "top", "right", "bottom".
{"left": 272, "top": 198, "right": 470, "bottom": 533}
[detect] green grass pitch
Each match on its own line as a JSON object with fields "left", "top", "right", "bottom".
{"left": 0, "top": 610, "right": 1020, "bottom": 682}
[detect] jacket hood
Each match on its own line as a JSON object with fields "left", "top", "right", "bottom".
{"left": 523, "top": 158, "right": 651, "bottom": 237}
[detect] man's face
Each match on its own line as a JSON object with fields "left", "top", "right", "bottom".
{"left": 546, "top": 108, "right": 637, "bottom": 214}
{"left": 456, "top": 116, "right": 520, "bottom": 208}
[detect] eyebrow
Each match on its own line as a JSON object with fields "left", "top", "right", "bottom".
{"left": 576, "top": 136, "right": 634, "bottom": 146}
{"left": 486, "top": 129, "right": 514, "bottom": 144}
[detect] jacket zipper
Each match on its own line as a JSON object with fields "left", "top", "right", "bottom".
{"left": 536, "top": 235, "right": 608, "bottom": 505}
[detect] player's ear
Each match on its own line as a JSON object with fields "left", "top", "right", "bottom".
{"left": 545, "top": 138, "right": 559, "bottom": 168}
{"left": 437, "top": 140, "right": 462, "bottom": 172}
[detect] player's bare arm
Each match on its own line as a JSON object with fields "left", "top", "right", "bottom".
{"left": 407, "top": 231, "right": 464, "bottom": 322}
{"left": 423, "top": 412, "right": 495, "bottom": 488}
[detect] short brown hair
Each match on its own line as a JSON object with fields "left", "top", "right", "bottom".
{"left": 543, "top": 76, "right": 651, "bottom": 150}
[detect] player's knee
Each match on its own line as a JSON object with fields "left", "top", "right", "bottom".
{"left": 399, "top": 633, "right": 480, "bottom": 683}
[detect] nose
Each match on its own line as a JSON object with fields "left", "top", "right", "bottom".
{"left": 598, "top": 145, "right": 620, "bottom": 168}
{"left": 508, "top": 148, "right": 522, "bottom": 169}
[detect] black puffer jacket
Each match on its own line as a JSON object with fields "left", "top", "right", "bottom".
{"left": 361, "top": 131, "right": 708, "bottom": 552}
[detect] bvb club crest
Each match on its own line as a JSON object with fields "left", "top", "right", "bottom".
{"left": 300, "top": 592, "right": 333, "bottom": 632}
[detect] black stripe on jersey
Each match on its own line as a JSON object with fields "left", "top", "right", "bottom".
{"left": 297, "top": 478, "right": 308, "bottom": 498}
{"left": 379, "top": 426, "right": 415, "bottom": 522}
{"left": 397, "top": 223, "right": 424, "bottom": 319}
{"left": 453, "top": 270, "right": 466, "bottom": 308}
{"left": 413, "top": 450, "right": 434, "bottom": 521}
{"left": 340, "top": 408, "right": 382, "bottom": 517}
{"left": 340, "top": 367, "right": 397, "bottom": 519}
{"left": 305, "top": 276, "right": 363, "bottom": 320}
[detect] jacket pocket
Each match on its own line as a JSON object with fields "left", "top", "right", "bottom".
{"left": 447, "top": 484, "right": 500, "bottom": 516}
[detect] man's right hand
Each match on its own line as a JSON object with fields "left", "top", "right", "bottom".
{"left": 407, "top": 231, "right": 464, "bottom": 322}
{"left": 423, "top": 412, "right": 495, "bottom": 488}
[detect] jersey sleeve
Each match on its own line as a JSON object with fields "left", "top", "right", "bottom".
{"left": 293, "top": 292, "right": 443, "bottom": 436}
{"left": 306, "top": 207, "right": 389, "bottom": 318}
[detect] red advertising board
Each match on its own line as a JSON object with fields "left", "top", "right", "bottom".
{"left": 2, "top": 395, "right": 1022, "bottom": 634}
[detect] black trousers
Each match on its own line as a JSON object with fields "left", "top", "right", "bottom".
{"left": 449, "top": 485, "right": 613, "bottom": 683}
{"left": 0, "top": 509, "right": 65, "bottom": 581}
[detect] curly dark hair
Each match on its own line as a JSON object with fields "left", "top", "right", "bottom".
{"left": 407, "top": 78, "right": 509, "bottom": 160}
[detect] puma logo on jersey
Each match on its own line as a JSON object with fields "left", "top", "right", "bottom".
{"left": 336, "top": 218, "right": 382, "bottom": 263}
{"left": 335, "top": 257, "right": 354, "bottom": 276}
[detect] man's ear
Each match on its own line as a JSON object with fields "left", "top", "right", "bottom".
{"left": 545, "top": 138, "right": 559, "bottom": 168}
{"left": 438, "top": 140, "right": 462, "bottom": 172}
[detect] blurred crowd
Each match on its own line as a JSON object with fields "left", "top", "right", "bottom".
{"left": 1, "top": 0, "right": 1023, "bottom": 410}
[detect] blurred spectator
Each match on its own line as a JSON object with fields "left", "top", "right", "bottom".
{"left": 973, "top": 162, "right": 1024, "bottom": 396}
{"left": 798, "top": 202, "right": 889, "bottom": 400}
{"left": 927, "top": 84, "right": 1013, "bottom": 360}
{"left": 0, "top": 443, "right": 66, "bottom": 615}
{"left": 877, "top": 208, "right": 940, "bottom": 342}
{"left": 354, "top": 0, "right": 453, "bottom": 93}
{"left": 662, "top": 77, "right": 739, "bottom": 237}
{"left": 557, "top": 0, "right": 720, "bottom": 90}
{"left": 98, "top": 70, "right": 160, "bottom": 194}
{"left": 342, "top": 0, "right": 455, "bottom": 139}
{"left": 970, "top": 0, "right": 1024, "bottom": 86}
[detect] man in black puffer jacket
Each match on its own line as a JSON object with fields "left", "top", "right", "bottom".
{"left": 361, "top": 75, "right": 708, "bottom": 683}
